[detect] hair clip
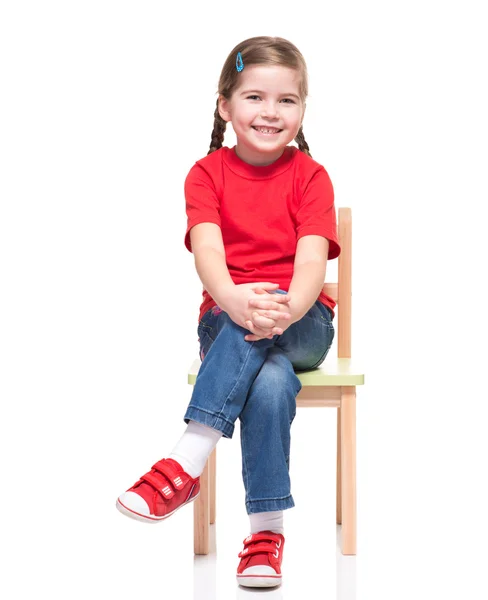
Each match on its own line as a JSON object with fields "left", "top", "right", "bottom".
{"left": 236, "top": 51, "right": 244, "bottom": 72}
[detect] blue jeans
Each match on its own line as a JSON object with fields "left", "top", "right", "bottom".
{"left": 183, "top": 290, "right": 335, "bottom": 514}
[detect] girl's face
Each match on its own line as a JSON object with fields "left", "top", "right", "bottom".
{"left": 218, "top": 65, "right": 306, "bottom": 166}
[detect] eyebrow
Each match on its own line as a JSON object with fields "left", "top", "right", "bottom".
{"left": 240, "top": 89, "right": 300, "bottom": 100}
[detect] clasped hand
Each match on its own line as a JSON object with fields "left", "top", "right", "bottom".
{"left": 224, "top": 282, "right": 294, "bottom": 342}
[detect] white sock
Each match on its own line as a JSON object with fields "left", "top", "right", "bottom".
{"left": 249, "top": 510, "right": 284, "bottom": 536}
{"left": 168, "top": 420, "right": 223, "bottom": 479}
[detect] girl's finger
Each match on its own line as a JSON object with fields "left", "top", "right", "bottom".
{"left": 245, "top": 334, "right": 262, "bottom": 341}
{"left": 246, "top": 320, "right": 268, "bottom": 337}
{"left": 252, "top": 311, "right": 275, "bottom": 328}
{"left": 248, "top": 319, "right": 274, "bottom": 339}
{"left": 250, "top": 300, "right": 287, "bottom": 311}
{"left": 245, "top": 320, "right": 254, "bottom": 332}
{"left": 253, "top": 309, "right": 290, "bottom": 321}
{"left": 253, "top": 283, "right": 279, "bottom": 293}
{"left": 245, "top": 330, "right": 277, "bottom": 341}
{"left": 251, "top": 314, "right": 279, "bottom": 338}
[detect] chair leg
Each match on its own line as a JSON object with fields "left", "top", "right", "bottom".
{"left": 209, "top": 447, "right": 216, "bottom": 524}
{"left": 194, "top": 458, "right": 210, "bottom": 555}
{"left": 340, "top": 386, "right": 357, "bottom": 555}
{"left": 336, "top": 407, "right": 342, "bottom": 524}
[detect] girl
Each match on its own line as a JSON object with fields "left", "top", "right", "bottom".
{"left": 116, "top": 36, "right": 341, "bottom": 588}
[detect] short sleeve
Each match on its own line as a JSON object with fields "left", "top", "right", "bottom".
{"left": 184, "top": 164, "right": 221, "bottom": 253}
{"left": 296, "top": 167, "right": 341, "bottom": 260}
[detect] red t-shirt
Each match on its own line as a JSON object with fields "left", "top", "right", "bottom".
{"left": 184, "top": 145, "right": 341, "bottom": 324}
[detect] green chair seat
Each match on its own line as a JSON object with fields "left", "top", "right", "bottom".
{"left": 187, "top": 357, "right": 364, "bottom": 387}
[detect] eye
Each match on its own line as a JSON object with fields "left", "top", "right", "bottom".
{"left": 245, "top": 95, "right": 296, "bottom": 103}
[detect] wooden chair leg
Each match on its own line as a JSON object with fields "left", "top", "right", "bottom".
{"left": 336, "top": 407, "right": 342, "bottom": 524}
{"left": 209, "top": 447, "right": 216, "bottom": 524}
{"left": 340, "top": 386, "right": 357, "bottom": 555}
{"left": 194, "top": 458, "right": 209, "bottom": 555}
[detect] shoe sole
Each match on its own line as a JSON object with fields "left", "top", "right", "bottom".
{"left": 236, "top": 574, "right": 282, "bottom": 588}
{"left": 116, "top": 490, "right": 200, "bottom": 523}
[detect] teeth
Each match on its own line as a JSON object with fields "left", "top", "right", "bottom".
{"left": 254, "top": 127, "right": 280, "bottom": 133}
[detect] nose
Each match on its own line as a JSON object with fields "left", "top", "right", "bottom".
{"left": 260, "top": 101, "right": 279, "bottom": 119}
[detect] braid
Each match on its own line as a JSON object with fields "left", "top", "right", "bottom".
{"left": 295, "top": 126, "right": 312, "bottom": 158}
{"left": 208, "top": 99, "right": 227, "bottom": 155}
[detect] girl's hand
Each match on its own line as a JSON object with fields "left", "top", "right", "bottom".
{"left": 220, "top": 283, "right": 292, "bottom": 340}
{"left": 221, "top": 282, "right": 287, "bottom": 338}
{"left": 244, "top": 287, "right": 293, "bottom": 342}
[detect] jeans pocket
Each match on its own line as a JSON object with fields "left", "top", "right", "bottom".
{"left": 316, "top": 302, "right": 334, "bottom": 326}
{"left": 198, "top": 308, "right": 216, "bottom": 339}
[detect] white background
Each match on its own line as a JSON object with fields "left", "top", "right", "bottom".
{"left": 1, "top": 1, "right": 487, "bottom": 598}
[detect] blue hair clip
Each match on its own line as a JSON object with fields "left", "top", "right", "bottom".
{"left": 236, "top": 51, "right": 244, "bottom": 72}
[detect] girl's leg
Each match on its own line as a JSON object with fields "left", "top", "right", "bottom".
{"left": 249, "top": 510, "right": 285, "bottom": 535}
{"left": 186, "top": 291, "right": 334, "bottom": 515}
{"left": 239, "top": 346, "right": 301, "bottom": 515}
{"left": 183, "top": 308, "right": 278, "bottom": 439}
{"left": 168, "top": 420, "right": 222, "bottom": 478}
{"left": 239, "top": 293, "right": 335, "bottom": 520}
{"left": 188, "top": 291, "right": 333, "bottom": 441}
{"left": 117, "top": 298, "right": 287, "bottom": 524}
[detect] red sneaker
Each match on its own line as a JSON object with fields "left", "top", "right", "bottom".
{"left": 236, "top": 530, "right": 285, "bottom": 588}
{"left": 116, "top": 458, "right": 200, "bottom": 523}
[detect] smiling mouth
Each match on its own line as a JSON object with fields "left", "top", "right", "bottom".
{"left": 252, "top": 127, "right": 283, "bottom": 134}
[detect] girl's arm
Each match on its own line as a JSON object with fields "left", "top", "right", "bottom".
{"left": 190, "top": 223, "right": 235, "bottom": 308}
{"left": 287, "top": 235, "right": 329, "bottom": 323}
{"left": 287, "top": 260, "right": 326, "bottom": 324}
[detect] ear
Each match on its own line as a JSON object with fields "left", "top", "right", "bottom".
{"left": 218, "top": 95, "right": 232, "bottom": 122}
{"left": 301, "top": 102, "right": 307, "bottom": 126}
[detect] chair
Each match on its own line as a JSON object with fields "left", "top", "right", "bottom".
{"left": 187, "top": 207, "right": 365, "bottom": 555}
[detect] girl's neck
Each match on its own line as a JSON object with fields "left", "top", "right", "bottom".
{"left": 234, "top": 143, "right": 286, "bottom": 167}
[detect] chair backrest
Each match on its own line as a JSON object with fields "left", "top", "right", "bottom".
{"left": 321, "top": 207, "right": 351, "bottom": 359}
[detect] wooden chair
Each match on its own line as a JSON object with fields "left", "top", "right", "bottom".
{"left": 187, "top": 207, "right": 364, "bottom": 555}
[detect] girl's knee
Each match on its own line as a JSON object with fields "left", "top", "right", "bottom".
{"left": 251, "top": 370, "right": 299, "bottom": 412}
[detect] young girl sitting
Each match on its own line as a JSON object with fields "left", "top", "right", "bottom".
{"left": 117, "top": 35, "right": 341, "bottom": 589}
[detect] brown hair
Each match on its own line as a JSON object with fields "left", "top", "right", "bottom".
{"left": 208, "top": 36, "right": 312, "bottom": 158}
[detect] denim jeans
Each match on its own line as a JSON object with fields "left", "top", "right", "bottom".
{"left": 183, "top": 289, "right": 335, "bottom": 514}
